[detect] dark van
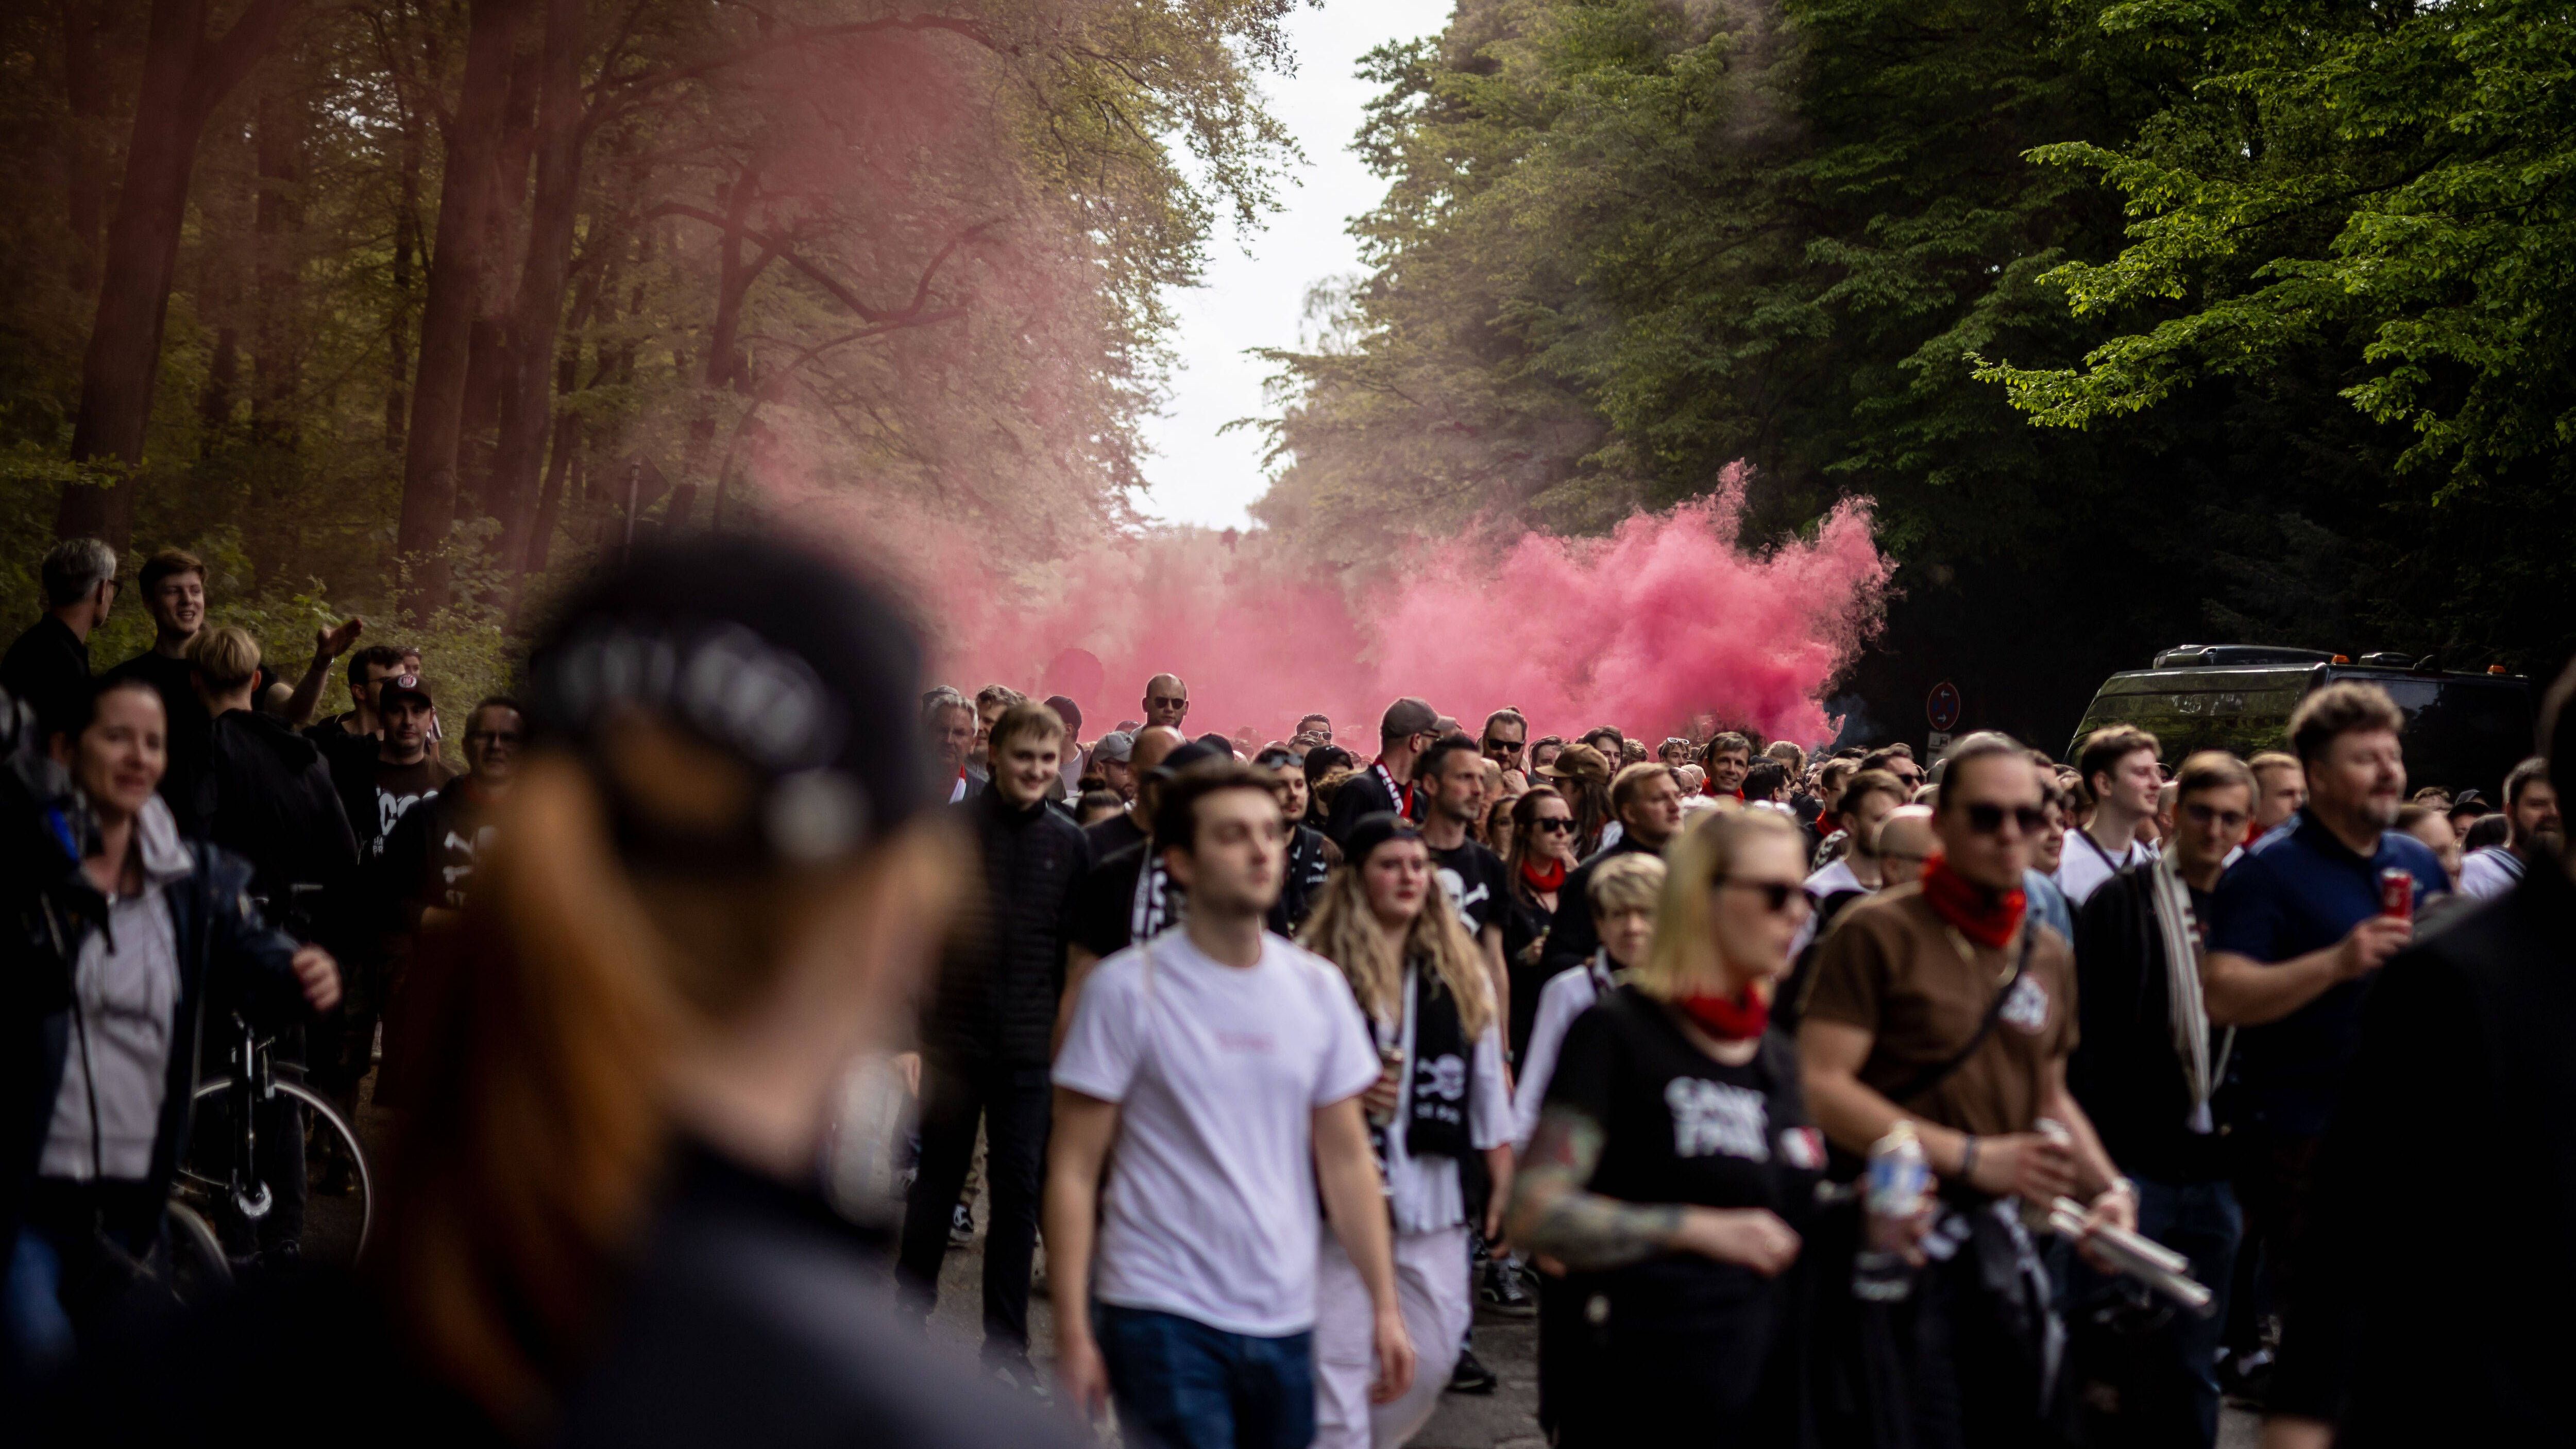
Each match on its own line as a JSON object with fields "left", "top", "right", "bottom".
{"left": 2067, "top": 645, "right": 2537, "bottom": 798}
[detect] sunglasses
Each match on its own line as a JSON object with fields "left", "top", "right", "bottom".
{"left": 1963, "top": 802, "right": 2049, "bottom": 835}
{"left": 1531, "top": 817, "right": 1576, "bottom": 834}
{"left": 1148, "top": 696, "right": 1186, "bottom": 710}
{"left": 1481, "top": 737, "right": 1521, "bottom": 754}
{"left": 1713, "top": 877, "right": 1811, "bottom": 916}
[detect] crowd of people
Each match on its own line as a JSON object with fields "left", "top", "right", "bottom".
{"left": 3, "top": 530, "right": 2571, "bottom": 1449}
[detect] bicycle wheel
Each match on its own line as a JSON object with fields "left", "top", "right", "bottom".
{"left": 162, "top": 1200, "right": 232, "bottom": 1307}
{"left": 276, "top": 1079, "right": 372, "bottom": 1262}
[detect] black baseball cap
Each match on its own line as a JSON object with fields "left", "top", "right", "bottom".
{"left": 526, "top": 535, "right": 930, "bottom": 869}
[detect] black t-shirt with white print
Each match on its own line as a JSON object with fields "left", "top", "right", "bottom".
{"left": 1429, "top": 838, "right": 1509, "bottom": 938}
{"left": 1544, "top": 985, "right": 1823, "bottom": 1339}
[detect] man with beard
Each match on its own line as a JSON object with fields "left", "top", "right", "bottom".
{"left": 1090, "top": 730, "right": 1137, "bottom": 804}
{"left": 1084, "top": 726, "right": 1182, "bottom": 861}
{"left": 2457, "top": 756, "right": 2559, "bottom": 899}
{"left": 1481, "top": 709, "right": 1529, "bottom": 789}
{"left": 2200, "top": 684, "right": 2444, "bottom": 1412}
{"left": 1415, "top": 737, "right": 1512, "bottom": 1022}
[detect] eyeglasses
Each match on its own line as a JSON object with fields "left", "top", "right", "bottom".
{"left": 1713, "top": 877, "right": 1811, "bottom": 916}
{"left": 1531, "top": 817, "right": 1576, "bottom": 834}
{"left": 1962, "top": 802, "right": 2049, "bottom": 836}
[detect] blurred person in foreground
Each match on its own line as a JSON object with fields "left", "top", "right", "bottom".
{"left": 50, "top": 537, "right": 1077, "bottom": 1447}
{"left": 2256, "top": 660, "right": 2576, "bottom": 1449}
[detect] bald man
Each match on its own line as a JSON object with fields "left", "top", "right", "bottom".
{"left": 1876, "top": 805, "right": 1937, "bottom": 889}
{"left": 1142, "top": 673, "right": 1190, "bottom": 731}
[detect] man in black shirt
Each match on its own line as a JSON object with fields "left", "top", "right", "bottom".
{"left": 900, "top": 701, "right": 1090, "bottom": 1386}
{"left": 1082, "top": 724, "right": 1181, "bottom": 862}
{"left": 1538, "top": 762, "right": 1684, "bottom": 983}
{"left": 1256, "top": 745, "right": 1333, "bottom": 936}
{"left": 1140, "top": 672, "right": 1191, "bottom": 731}
{"left": 1417, "top": 736, "right": 1512, "bottom": 1013}
{"left": 360, "top": 673, "right": 456, "bottom": 858}
{"left": 2, "top": 537, "right": 116, "bottom": 738}
{"left": 2069, "top": 751, "right": 2256, "bottom": 1449}
{"left": 1327, "top": 696, "right": 1438, "bottom": 846}
{"left": 308, "top": 642, "right": 404, "bottom": 835}
{"left": 105, "top": 547, "right": 348, "bottom": 831}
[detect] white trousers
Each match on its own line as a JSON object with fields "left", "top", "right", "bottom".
{"left": 1313, "top": 1222, "right": 1472, "bottom": 1449}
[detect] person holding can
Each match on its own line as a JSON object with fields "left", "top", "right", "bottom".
{"left": 1507, "top": 807, "right": 1822, "bottom": 1446}
{"left": 2197, "top": 684, "right": 2445, "bottom": 1419}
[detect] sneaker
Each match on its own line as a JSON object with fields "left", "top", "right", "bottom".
{"left": 991, "top": 1360, "right": 1055, "bottom": 1403}
{"left": 1447, "top": 1347, "right": 1498, "bottom": 1395}
{"left": 947, "top": 1202, "right": 976, "bottom": 1249}
{"left": 2219, "top": 1346, "right": 2274, "bottom": 1408}
{"left": 1479, "top": 1259, "right": 1536, "bottom": 1317}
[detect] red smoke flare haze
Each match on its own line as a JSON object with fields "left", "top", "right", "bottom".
{"left": 782, "top": 464, "right": 1890, "bottom": 749}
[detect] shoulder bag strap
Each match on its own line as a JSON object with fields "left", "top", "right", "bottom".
{"left": 1883, "top": 926, "right": 2039, "bottom": 1107}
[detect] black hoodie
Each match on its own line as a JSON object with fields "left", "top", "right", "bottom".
{"left": 197, "top": 707, "right": 360, "bottom": 908}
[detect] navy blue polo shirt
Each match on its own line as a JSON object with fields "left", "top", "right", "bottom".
{"left": 2207, "top": 810, "right": 2446, "bottom": 1136}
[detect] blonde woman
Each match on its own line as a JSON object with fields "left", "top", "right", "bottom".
{"left": 1302, "top": 814, "right": 1516, "bottom": 1448}
{"left": 1509, "top": 808, "right": 1822, "bottom": 1446}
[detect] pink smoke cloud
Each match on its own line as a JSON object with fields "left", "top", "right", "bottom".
{"left": 774, "top": 463, "right": 1889, "bottom": 748}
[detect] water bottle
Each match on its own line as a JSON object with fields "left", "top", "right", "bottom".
{"left": 1853, "top": 1121, "right": 1928, "bottom": 1302}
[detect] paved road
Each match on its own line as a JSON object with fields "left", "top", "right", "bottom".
{"left": 921, "top": 1205, "right": 2257, "bottom": 1447}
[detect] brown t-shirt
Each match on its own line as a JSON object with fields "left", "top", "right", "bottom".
{"left": 1802, "top": 883, "right": 2078, "bottom": 1138}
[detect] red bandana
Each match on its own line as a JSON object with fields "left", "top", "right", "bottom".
{"left": 1676, "top": 985, "right": 1770, "bottom": 1041}
{"left": 1520, "top": 856, "right": 1567, "bottom": 893}
{"left": 1919, "top": 851, "right": 2026, "bottom": 949}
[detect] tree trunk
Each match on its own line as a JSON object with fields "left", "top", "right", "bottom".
{"left": 394, "top": 0, "right": 529, "bottom": 617}
{"left": 385, "top": 116, "right": 422, "bottom": 451}
{"left": 60, "top": 0, "right": 112, "bottom": 295}
{"left": 58, "top": 0, "right": 302, "bottom": 545}
{"left": 490, "top": 0, "right": 587, "bottom": 577}
{"left": 250, "top": 73, "right": 309, "bottom": 442}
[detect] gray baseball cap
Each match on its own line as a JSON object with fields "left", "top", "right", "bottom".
{"left": 1092, "top": 730, "right": 1136, "bottom": 763}
{"left": 1381, "top": 697, "right": 1439, "bottom": 738}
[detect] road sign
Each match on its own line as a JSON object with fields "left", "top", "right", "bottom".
{"left": 1927, "top": 681, "right": 1961, "bottom": 733}
{"left": 1926, "top": 730, "right": 1952, "bottom": 759}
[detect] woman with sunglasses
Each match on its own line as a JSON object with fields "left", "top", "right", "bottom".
{"left": 1499, "top": 787, "right": 1578, "bottom": 1063}
{"left": 1508, "top": 809, "right": 1823, "bottom": 1445}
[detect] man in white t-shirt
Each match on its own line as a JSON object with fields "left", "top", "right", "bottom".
{"left": 1788, "top": 766, "right": 1909, "bottom": 961}
{"left": 1048, "top": 762, "right": 1415, "bottom": 1447}
{"left": 2057, "top": 724, "right": 2163, "bottom": 907}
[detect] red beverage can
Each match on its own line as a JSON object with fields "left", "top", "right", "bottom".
{"left": 2378, "top": 867, "right": 2415, "bottom": 922}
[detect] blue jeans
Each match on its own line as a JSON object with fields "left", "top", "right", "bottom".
{"left": 2131, "top": 1177, "right": 2242, "bottom": 1448}
{"left": 1094, "top": 1303, "right": 1316, "bottom": 1449}
{"left": 3, "top": 1226, "right": 75, "bottom": 1386}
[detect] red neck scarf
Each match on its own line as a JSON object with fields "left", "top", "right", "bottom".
{"left": 1919, "top": 851, "right": 2026, "bottom": 949}
{"left": 1676, "top": 985, "right": 1770, "bottom": 1041}
{"left": 1520, "top": 855, "right": 1567, "bottom": 893}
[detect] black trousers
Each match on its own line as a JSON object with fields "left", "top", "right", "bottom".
{"left": 895, "top": 1056, "right": 1052, "bottom": 1364}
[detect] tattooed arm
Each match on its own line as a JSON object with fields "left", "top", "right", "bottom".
{"left": 1508, "top": 1105, "right": 1801, "bottom": 1274}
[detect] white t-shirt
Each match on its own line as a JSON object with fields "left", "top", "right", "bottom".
{"left": 2054, "top": 828, "right": 2155, "bottom": 907}
{"left": 1055, "top": 927, "right": 1381, "bottom": 1337}
{"left": 1789, "top": 856, "right": 1871, "bottom": 960}
{"left": 1511, "top": 955, "right": 1617, "bottom": 1148}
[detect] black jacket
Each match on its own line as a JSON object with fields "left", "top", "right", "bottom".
{"left": 1325, "top": 764, "right": 1412, "bottom": 847}
{"left": 2270, "top": 850, "right": 2576, "bottom": 1442}
{"left": 4, "top": 814, "right": 310, "bottom": 1259}
{"left": 0, "top": 616, "right": 90, "bottom": 739}
{"left": 1536, "top": 834, "right": 1658, "bottom": 983}
{"left": 925, "top": 789, "right": 1090, "bottom": 1066}
{"left": 1268, "top": 823, "right": 1332, "bottom": 938}
{"left": 197, "top": 709, "right": 360, "bottom": 908}
{"left": 2066, "top": 863, "right": 2229, "bottom": 1183}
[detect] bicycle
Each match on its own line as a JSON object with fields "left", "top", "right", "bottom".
{"left": 172, "top": 1009, "right": 373, "bottom": 1271}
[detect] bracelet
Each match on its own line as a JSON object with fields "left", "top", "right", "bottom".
{"left": 1958, "top": 1134, "right": 1979, "bottom": 1181}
